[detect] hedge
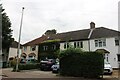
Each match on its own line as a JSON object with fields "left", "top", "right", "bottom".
{"left": 13, "top": 63, "right": 40, "bottom": 71}
{"left": 59, "top": 48, "right": 104, "bottom": 78}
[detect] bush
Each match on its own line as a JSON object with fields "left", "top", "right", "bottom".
{"left": 59, "top": 48, "right": 104, "bottom": 78}
{"left": 13, "top": 63, "right": 40, "bottom": 71}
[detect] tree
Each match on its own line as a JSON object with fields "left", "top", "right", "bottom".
{"left": 1, "top": 4, "right": 14, "bottom": 53}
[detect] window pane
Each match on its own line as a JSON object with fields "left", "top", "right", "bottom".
{"left": 64, "top": 43, "right": 66, "bottom": 49}
{"left": 95, "top": 40, "right": 98, "bottom": 47}
{"left": 80, "top": 42, "right": 83, "bottom": 48}
{"left": 118, "top": 55, "right": 120, "bottom": 61}
{"left": 24, "top": 46, "right": 27, "bottom": 51}
{"left": 115, "top": 40, "right": 119, "bottom": 46}
{"left": 74, "top": 42, "right": 76, "bottom": 48}
{"left": 77, "top": 42, "right": 79, "bottom": 47}
{"left": 67, "top": 43, "right": 69, "bottom": 48}
{"left": 98, "top": 40, "right": 102, "bottom": 47}
{"left": 52, "top": 45, "right": 56, "bottom": 50}
{"left": 103, "top": 39, "right": 106, "bottom": 46}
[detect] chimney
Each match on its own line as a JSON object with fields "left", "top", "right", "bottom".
{"left": 44, "top": 29, "right": 57, "bottom": 36}
{"left": 90, "top": 22, "right": 95, "bottom": 29}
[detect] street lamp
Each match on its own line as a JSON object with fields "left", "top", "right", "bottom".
{"left": 16, "top": 7, "right": 24, "bottom": 71}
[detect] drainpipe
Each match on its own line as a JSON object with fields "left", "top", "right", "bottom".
{"left": 88, "top": 40, "right": 90, "bottom": 51}
{"left": 88, "top": 22, "right": 95, "bottom": 52}
{"left": 88, "top": 29, "right": 94, "bottom": 52}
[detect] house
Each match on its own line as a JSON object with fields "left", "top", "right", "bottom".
{"left": 22, "top": 22, "right": 120, "bottom": 68}
{"left": 8, "top": 41, "right": 22, "bottom": 61}
{"left": 38, "top": 39, "right": 60, "bottom": 61}
{"left": 22, "top": 36, "right": 47, "bottom": 60}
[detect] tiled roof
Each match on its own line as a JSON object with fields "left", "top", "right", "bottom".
{"left": 10, "top": 41, "right": 22, "bottom": 48}
{"left": 49, "top": 29, "right": 91, "bottom": 41}
{"left": 49, "top": 27, "right": 120, "bottom": 42}
{"left": 23, "top": 27, "right": 120, "bottom": 45}
{"left": 23, "top": 36, "right": 48, "bottom": 46}
{"left": 90, "top": 27, "right": 120, "bottom": 39}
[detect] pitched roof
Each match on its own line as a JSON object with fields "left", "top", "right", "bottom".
{"left": 23, "top": 27, "right": 120, "bottom": 45}
{"left": 95, "top": 49, "right": 110, "bottom": 53}
{"left": 49, "top": 29, "right": 91, "bottom": 41}
{"left": 10, "top": 41, "right": 22, "bottom": 48}
{"left": 49, "top": 27, "right": 120, "bottom": 42}
{"left": 90, "top": 27, "right": 120, "bottom": 39}
{"left": 23, "top": 36, "right": 47, "bottom": 46}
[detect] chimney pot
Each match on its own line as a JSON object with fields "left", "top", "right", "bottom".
{"left": 90, "top": 22, "right": 95, "bottom": 29}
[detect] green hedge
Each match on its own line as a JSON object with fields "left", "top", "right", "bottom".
{"left": 59, "top": 48, "right": 104, "bottom": 78}
{"left": 13, "top": 63, "right": 40, "bottom": 71}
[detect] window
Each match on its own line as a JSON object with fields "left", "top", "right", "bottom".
{"left": 115, "top": 39, "right": 119, "bottom": 46}
{"left": 104, "top": 54, "right": 109, "bottom": 62}
{"left": 103, "top": 39, "right": 106, "bottom": 46}
{"left": 52, "top": 45, "right": 56, "bottom": 50}
{"left": 74, "top": 42, "right": 77, "bottom": 48}
{"left": 30, "top": 46, "right": 36, "bottom": 51}
{"left": 80, "top": 42, "right": 83, "bottom": 48}
{"left": 74, "top": 41, "right": 83, "bottom": 48}
{"left": 117, "top": 54, "right": 120, "bottom": 62}
{"left": 95, "top": 40, "right": 98, "bottom": 47}
{"left": 64, "top": 42, "right": 69, "bottom": 49}
{"left": 94, "top": 39, "right": 106, "bottom": 47}
{"left": 24, "top": 46, "right": 27, "bottom": 51}
{"left": 64, "top": 43, "right": 67, "bottom": 49}
{"left": 99, "top": 40, "right": 102, "bottom": 47}
{"left": 43, "top": 46, "right": 48, "bottom": 51}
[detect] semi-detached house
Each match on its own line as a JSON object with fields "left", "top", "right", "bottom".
{"left": 22, "top": 22, "right": 120, "bottom": 69}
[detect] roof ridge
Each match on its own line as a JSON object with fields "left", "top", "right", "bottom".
{"left": 56, "top": 28, "right": 90, "bottom": 35}
{"left": 96, "top": 27, "right": 120, "bottom": 32}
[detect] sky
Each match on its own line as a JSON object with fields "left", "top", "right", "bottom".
{"left": 2, "top": 0, "right": 120, "bottom": 44}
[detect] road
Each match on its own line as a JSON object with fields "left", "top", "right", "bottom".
{"left": 1, "top": 68, "right": 120, "bottom": 80}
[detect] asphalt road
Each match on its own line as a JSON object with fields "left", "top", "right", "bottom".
{"left": 1, "top": 68, "right": 120, "bottom": 80}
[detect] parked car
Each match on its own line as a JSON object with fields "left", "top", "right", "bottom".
{"left": 40, "top": 59, "right": 56, "bottom": 71}
{"left": 51, "top": 62, "right": 59, "bottom": 73}
{"left": 20, "top": 59, "right": 26, "bottom": 63}
{"left": 20, "top": 59, "right": 37, "bottom": 64}
{"left": 104, "top": 61, "right": 113, "bottom": 75}
{"left": 26, "top": 59, "right": 37, "bottom": 64}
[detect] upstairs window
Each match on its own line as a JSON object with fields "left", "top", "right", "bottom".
{"left": 115, "top": 39, "right": 119, "bottom": 46}
{"left": 64, "top": 42, "right": 69, "bottom": 49}
{"left": 74, "top": 41, "right": 83, "bottom": 48}
{"left": 24, "top": 46, "right": 27, "bottom": 51}
{"left": 30, "top": 46, "right": 36, "bottom": 51}
{"left": 52, "top": 45, "right": 56, "bottom": 50}
{"left": 94, "top": 39, "right": 106, "bottom": 47}
{"left": 43, "top": 46, "right": 48, "bottom": 51}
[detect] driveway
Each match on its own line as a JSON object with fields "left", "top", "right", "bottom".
{"left": 1, "top": 68, "right": 120, "bottom": 80}
{"left": 1, "top": 68, "right": 58, "bottom": 78}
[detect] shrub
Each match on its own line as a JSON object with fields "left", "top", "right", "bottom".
{"left": 13, "top": 63, "right": 40, "bottom": 71}
{"left": 59, "top": 48, "right": 104, "bottom": 78}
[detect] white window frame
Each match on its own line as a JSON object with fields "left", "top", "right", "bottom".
{"left": 94, "top": 39, "right": 106, "bottom": 47}
{"left": 43, "top": 46, "right": 48, "bottom": 51}
{"left": 115, "top": 38, "right": 119, "bottom": 46}
{"left": 64, "top": 42, "right": 69, "bottom": 49}
{"left": 74, "top": 41, "right": 83, "bottom": 48}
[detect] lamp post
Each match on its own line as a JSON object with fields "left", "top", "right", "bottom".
{"left": 16, "top": 7, "right": 24, "bottom": 71}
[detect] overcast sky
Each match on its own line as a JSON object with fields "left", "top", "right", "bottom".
{"left": 2, "top": 0, "right": 120, "bottom": 44}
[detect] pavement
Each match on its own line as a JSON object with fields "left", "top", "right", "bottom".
{"left": 0, "top": 68, "right": 120, "bottom": 80}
